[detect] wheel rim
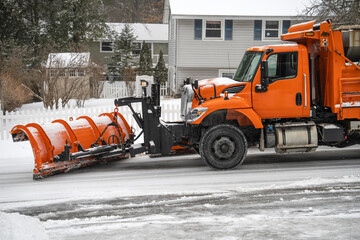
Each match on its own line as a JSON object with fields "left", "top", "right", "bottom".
{"left": 212, "top": 136, "right": 236, "bottom": 160}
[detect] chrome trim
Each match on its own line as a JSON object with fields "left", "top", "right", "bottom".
{"left": 304, "top": 73, "right": 307, "bottom": 108}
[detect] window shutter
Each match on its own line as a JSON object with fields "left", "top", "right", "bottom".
{"left": 225, "top": 20, "right": 233, "bottom": 40}
{"left": 282, "top": 20, "right": 291, "bottom": 34}
{"left": 194, "top": 19, "right": 202, "bottom": 40}
{"left": 254, "top": 20, "right": 262, "bottom": 40}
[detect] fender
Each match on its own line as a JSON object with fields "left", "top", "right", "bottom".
{"left": 191, "top": 107, "right": 263, "bottom": 129}
{"left": 232, "top": 108, "right": 263, "bottom": 128}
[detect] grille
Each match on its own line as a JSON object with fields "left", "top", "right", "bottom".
{"left": 222, "top": 85, "right": 245, "bottom": 94}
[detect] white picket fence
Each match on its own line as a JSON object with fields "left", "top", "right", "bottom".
{"left": 0, "top": 101, "right": 181, "bottom": 140}
{"left": 100, "top": 81, "right": 169, "bottom": 98}
{"left": 100, "top": 81, "right": 133, "bottom": 99}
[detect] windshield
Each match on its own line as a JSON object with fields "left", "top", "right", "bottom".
{"left": 233, "top": 51, "right": 263, "bottom": 82}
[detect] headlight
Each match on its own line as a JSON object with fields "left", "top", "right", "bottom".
{"left": 186, "top": 107, "right": 208, "bottom": 123}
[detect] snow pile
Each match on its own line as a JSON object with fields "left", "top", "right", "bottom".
{"left": 0, "top": 212, "right": 48, "bottom": 240}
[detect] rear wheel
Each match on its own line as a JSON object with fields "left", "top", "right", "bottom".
{"left": 199, "top": 124, "right": 248, "bottom": 170}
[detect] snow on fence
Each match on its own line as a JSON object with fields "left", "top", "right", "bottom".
{"left": 100, "top": 81, "right": 169, "bottom": 98}
{"left": 0, "top": 100, "right": 180, "bottom": 140}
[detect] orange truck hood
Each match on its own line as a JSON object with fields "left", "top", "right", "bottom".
{"left": 197, "top": 77, "right": 244, "bottom": 99}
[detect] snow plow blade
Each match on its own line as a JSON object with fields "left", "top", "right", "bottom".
{"left": 10, "top": 112, "right": 132, "bottom": 179}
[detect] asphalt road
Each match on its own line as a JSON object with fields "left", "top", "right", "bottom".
{"left": 1, "top": 147, "right": 360, "bottom": 239}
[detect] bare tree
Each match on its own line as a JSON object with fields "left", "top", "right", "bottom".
{"left": 123, "top": 67, "right": 136, "bottom": 96}
{"left": 43, "top": 53, "right": 102, "bottom": 109}
{"left": 105, "top": 0, "right": 164, "bottom": 23}
{"left": 0, "top": 49, "right": 33, "bottom": 113}
{"left": 89, "top": 64, "right": 105, "bottom": 99}
{"left": 301, "top": 0, "right": 360, "bottom": 25}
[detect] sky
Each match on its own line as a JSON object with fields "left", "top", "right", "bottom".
{"left": 169, "top": 0, "right": 313, "bottom": 17}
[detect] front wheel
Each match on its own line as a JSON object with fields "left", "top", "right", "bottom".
{"left": 199, "top": 124, "right": 248, "bottom": 170}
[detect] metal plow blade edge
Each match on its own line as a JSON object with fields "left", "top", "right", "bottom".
{"left": 10, "top": 111, "right": 133, "bottom": 179}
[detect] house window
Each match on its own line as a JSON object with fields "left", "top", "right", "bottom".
{"left": 100, "top": 41, "right": 113, "bottom": 52}
{"left": 69, "top": 69, "right": 76, "bottom": 77}
{"left": 194, "top": 19, "right": 233, "bottom": 40}
{"left": 59, "top": 70, "right": 65, "bottom": 76}
{"left": 205, "top": 20, "right": 222, "bottom": 39}
{"left": 222, "top": 72, "right": 235, "bottom": 78}
{"left": 132, "top": 42, "right": 142, "bottom": 55}
{"left": 219, "top": 69, "right": 236, "bottom": 79}
{"left": 267, "top": 52, "right": 298, "bottom": 82}
{"left": 264, "top": 20, "right": 280, "bottom": 39}
{"left": 132, "top": 42, "right": 152, "bottom": 56}
{"left": 78, "top": 70, "right": 85, "bottom": 76}
{"left": 153, "top": 43, "right": 168, "bottom": 55}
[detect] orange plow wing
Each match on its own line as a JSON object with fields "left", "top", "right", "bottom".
{"left": 11, "top": 112, "right": 132, "bottom": 179}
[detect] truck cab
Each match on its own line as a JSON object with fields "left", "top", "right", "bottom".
{"left": 181, "top": 44, "right": 310, "bottom": 126}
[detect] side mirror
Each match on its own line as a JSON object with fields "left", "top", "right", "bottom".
{"left": 260, "top": 60, "right": 269, "bottom": 87}
{"left": 255, "top": 61, "right": 269, "bottom": 93}
{"left": 193, "top": 79, "right": 199, "bottom": 89}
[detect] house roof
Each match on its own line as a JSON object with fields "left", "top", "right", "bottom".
{"left": 168, "top": 0, "right": 312, "bottom": 18}
{"left": 106, "top": 23, "right": 168, "bottom": 41}
{"left": 46, "top": 52, "right": 91, "bottom": 68}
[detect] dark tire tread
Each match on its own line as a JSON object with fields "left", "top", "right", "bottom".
{"left": 199, "top": 124, "right": 248, "bottom": 170}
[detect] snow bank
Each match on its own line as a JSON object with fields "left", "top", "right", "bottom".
{"left": 0, "top": 212, "right": 48, "bottom": 240}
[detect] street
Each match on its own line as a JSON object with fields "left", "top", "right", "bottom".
{"left": 0, "top": 142, "right": 359, "bottom": 239}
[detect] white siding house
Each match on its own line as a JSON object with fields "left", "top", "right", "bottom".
{"left": 163, "top": 0, "right": 311, "bottom": 93}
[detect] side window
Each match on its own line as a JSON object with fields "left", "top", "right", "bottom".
{"left": 267, "top": 54, "right": 278, "bottom": 77}
{"left": 267, "top": 52, "right": 298, "bottom": 82}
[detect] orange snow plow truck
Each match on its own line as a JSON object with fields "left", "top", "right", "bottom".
{"left": 11, "top": 20, "right": 360, "bottom": 179}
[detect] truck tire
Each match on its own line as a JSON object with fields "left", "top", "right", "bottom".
{"left": 199, "top": 124, "right": 248, "bottom": 170}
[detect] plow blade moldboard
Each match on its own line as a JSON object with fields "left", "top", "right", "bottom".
{"left": 10, "top": 112, "right": 132, "bottom": 179}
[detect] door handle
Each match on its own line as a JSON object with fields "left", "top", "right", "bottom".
{"left": 296, "top": 92, "right": 302, "bottom": 106}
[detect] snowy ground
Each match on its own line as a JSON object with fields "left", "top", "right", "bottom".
{"left": 0, "top": 138, "right": 359, "bottom": 240}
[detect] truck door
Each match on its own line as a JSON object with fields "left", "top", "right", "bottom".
{"left": 252, "top": 50, "right": 310, "bottom": 119}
